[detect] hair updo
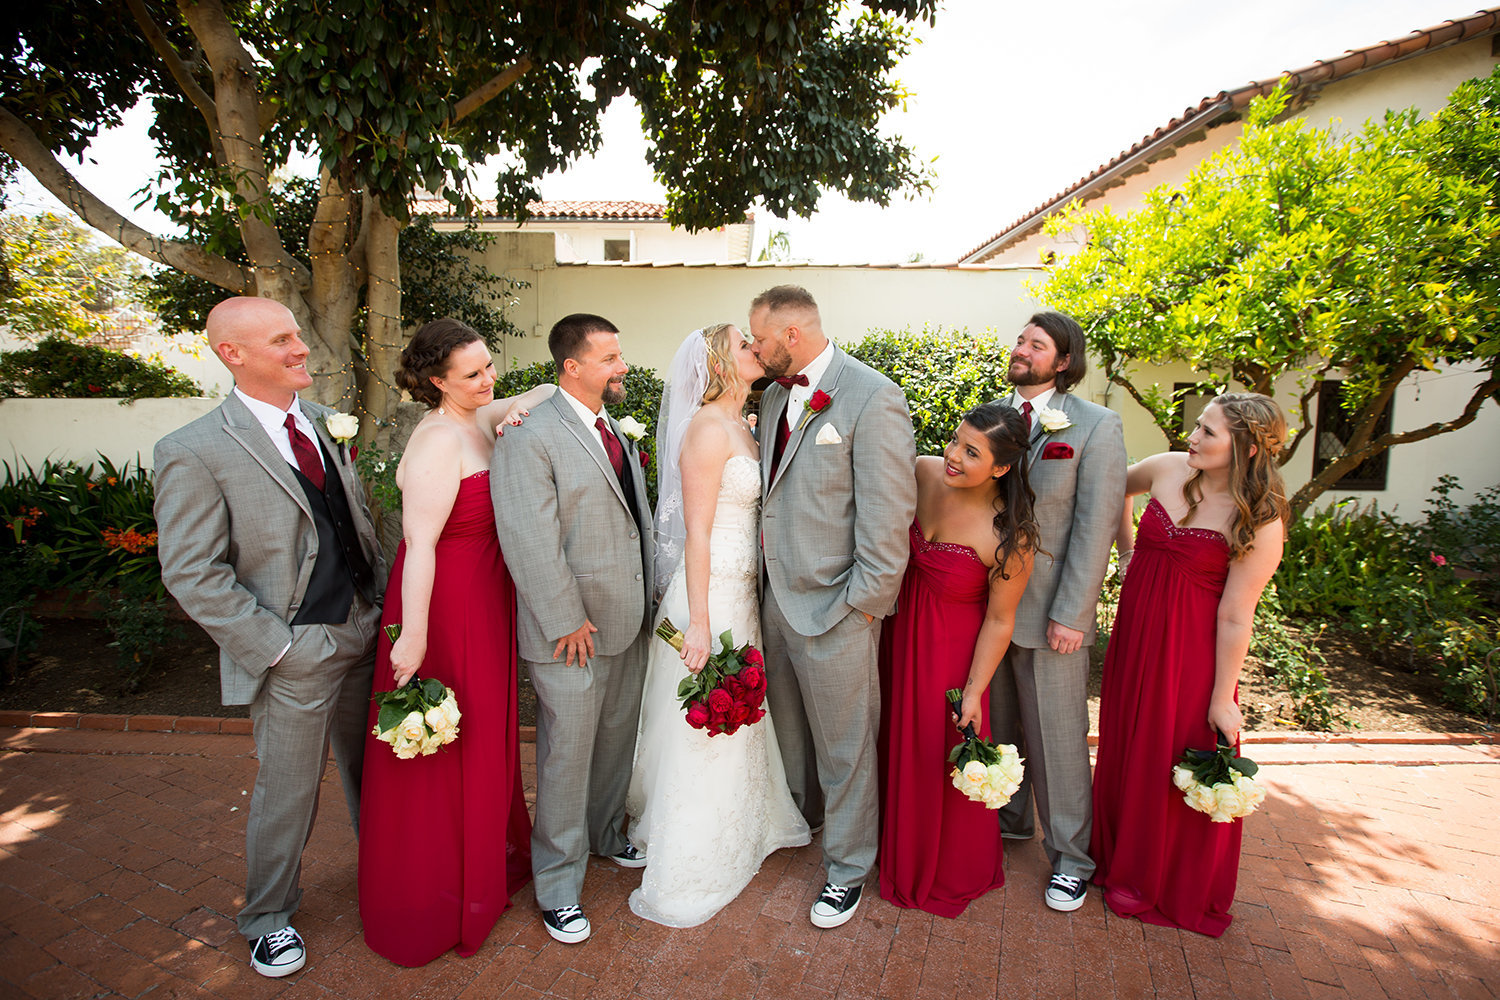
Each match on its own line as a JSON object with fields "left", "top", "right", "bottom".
{"left": 395, "top": 318, "right": 482, "bottom": 409}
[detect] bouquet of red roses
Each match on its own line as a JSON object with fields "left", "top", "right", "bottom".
{"left": 655, "top": 618, "right": 768, "bottom": 737}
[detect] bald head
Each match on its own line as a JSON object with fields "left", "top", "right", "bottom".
{"left": 207, "top": 296, "right": 312, "bottom": 406}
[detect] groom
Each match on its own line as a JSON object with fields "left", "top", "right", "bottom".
{"left": 751, "top": 285, "right": 916, "bottom": 928}
{"left": 491, "top": 313, "right": 654, "bottom": 945}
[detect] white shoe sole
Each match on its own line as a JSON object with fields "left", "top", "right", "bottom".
{"left": 810, "top": 897, "right": 861, "bottom": 929}
{"left": 611, "top": 855, "right": 647, "bottom": 869}
{"left": 1045, "top": 889, "right": 1087, "bottom": 912}
{"left": 250, "top": 953, "right": 306, "bottom": 978}
{"left": 544, "top": 918, "right": 591, "bottom": 944}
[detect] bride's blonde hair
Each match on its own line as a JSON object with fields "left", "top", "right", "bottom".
{"left": 700, "top": 323, "right": 746, "bottom": 403}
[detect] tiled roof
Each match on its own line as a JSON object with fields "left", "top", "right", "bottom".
{"left": 959, "top": 6, "right": 1500, "bottom": 264}
{"left": 412, "top": 198, "right": 754, "bottom": 222}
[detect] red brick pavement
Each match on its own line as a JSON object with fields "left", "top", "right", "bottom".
{"left": 1, "top": 723, "right": 1496, "bottom": 999}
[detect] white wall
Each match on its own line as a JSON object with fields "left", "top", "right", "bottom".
{"left": 0, "top": 397, "right": 218, "bottom": 471}
{"left": 434, "top": 219, "right": 754, "bottom": 264}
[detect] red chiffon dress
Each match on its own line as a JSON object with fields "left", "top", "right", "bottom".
{"left": 359, "top": 471, "right": 532, "bottom": 965}
{"left": 1091, "top": 497, "right": 1237, "bottom": 937}
{"left": 878, "top": 519, "right": 1005, "bottom": 917}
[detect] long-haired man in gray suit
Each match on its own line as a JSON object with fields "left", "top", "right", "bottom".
{"left": 988, "top": 310, "right": 1126, "bottom": 912}
{"left": 752, "top": 285, "right": 917, "bottom": 928}
{"left": 491, "top": 314, "right": 654, "bottom": 945}
{"left": 154, "top": 297, "right": 386, "bottom": 977}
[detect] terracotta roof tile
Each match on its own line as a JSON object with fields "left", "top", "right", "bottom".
{"left": 960, "top": 6, "right": 1500, "bottom": 263}
{"left": 411, "top": 198, "right": 754, "bottom": 222}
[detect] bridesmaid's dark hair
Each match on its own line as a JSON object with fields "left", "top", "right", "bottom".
{"left": 396, "top": 318, "right": 482, "bottom": 409}
{"left": 961, "top": 402, "right": 1040, "bottom": 581}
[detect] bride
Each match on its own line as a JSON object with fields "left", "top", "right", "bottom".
{"left": 626, "top": 323, "right": 811, "bottom": 927}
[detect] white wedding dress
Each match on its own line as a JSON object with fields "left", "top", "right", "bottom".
{"left": 627, "top": 454, "right": 811, "bottom": 927}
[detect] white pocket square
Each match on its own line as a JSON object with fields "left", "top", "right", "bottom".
{"left": 815, "top": 424, "right": 842, "bottom": 445}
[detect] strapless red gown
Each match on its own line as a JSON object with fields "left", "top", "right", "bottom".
{"left": 359, "top": 471, "right": 532, "bottom": 965}
{"left": 1092, "top": 497, "right": 1237, "bottom": 937}
{"left": 877, "top": 519, "right": 1005, "bottom": 917}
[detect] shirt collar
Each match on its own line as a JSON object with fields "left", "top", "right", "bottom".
{"left": 1011, "top": 386, "right": 1058, "bottom": 414}
{"left": 560, "top": 386, "right": 606, "bottom": 426}
{"left": 797, "top": 340, "right": 836, "bottom": 391}
{"left": 235, "top": 386, "right": 310, "bottom": 436}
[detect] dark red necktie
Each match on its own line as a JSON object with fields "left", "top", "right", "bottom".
{"left": 284, "top": 414, "right": 325, "bottom": 491}
{"left": 595, "top": 417, "right": 625, "bottom": 478}
{"left": 1021, "top": 400, "right": 1034, "bottom": 435}
{"left": 769, "top": 409, "right": 792, "bottom": 483}
{"left": 774, "top": 374, "right": 809, "bottom": 388}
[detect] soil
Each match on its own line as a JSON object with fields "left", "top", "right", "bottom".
{"left": 0, "top": 613, "right": 1487, "bottom": 734}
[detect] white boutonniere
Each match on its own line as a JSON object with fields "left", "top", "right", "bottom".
{"left": 617, "top": 415, "right": 648, "bottom": 441}
{"left": 324, "top": 412, "right": 359, "bottom": 443}
{"left": 1036, "top": 406, "right": 1072, "bottom": 433}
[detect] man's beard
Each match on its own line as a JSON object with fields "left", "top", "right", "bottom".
{"left": 1008, "top": 359, "right": 1058, "bottom": 387}
{"left": 602, "top": 381, "right": 626, "bottom": 406}
{"left": 758, "top": 343, "right": 793, "bottom": 378}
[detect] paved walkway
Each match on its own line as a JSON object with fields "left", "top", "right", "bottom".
{"left": 1, "top": 720, "right": 1496, "bottom": 999}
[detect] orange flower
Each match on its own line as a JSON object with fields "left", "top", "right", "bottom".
{"left": 102, "top": 527, "right": 158, "bottom": 555}
{"left": 106, "top": 477, "right": 118, "bottom": 486}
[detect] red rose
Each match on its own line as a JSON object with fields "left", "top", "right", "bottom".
{"left": 808, "top": 390, "right": 831, "bottom": 413}
{"left": 739, "top": 664, "right": 767, "bottom": 696}
{"left": 350, "top": 444, "right": 359, "bottom": 462}
{"left": 722, "top": 674, "right": 746, "bottom": 699}
{"left": 743, "top": 647, "right": 764, "bottom": 667}
{"left": 685, "top": 701, "right": 711, "bottom": 729}
{"left": 747, "top": 707, "right": 766, "bottom": 725}
{"left": 728, "top": 703, "right": 750, "bottom": 728}
{"left": 744, "top": 690, "right": 766, "bottom": 711}
{"left": 708, "top": 688, "right": 734, "bottom": 717}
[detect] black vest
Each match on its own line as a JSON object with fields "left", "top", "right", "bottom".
{"left": 289, "top": 440, "right": 376, "bottom": 625}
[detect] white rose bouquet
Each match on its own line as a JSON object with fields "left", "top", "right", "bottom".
{"left": 1173, "top": 735, "right": 1266, "bottom": 823}
{"left": 371, "top": 624, "right": 461, "bottom": 759}
{"left": 945, "top": 688, "right": 1025, "bottom": 809}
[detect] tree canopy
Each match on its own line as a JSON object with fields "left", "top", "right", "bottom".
{"left": 0, "top": 212, "right": 145, "bottom": 340}
{"left": 1, "top": 0, "right": 936, "bottom": 437}
{"left": 1037, "top": 67, "right": 1500, "bottom": 514}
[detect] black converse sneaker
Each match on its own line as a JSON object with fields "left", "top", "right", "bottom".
{"left": 610, "top": 842, "right": 647, "bottom": 869}
{"left": 1045, "top": 872, "right": 1088, "bottom": 912}
{"left": 541, "top": 905, "right": 591, "bottom": 944}
{"left": 810, "top": 882, "right": 863, "bottom": 928}
{"left": 249, "top": 925, "right": 306, "bottom": 977}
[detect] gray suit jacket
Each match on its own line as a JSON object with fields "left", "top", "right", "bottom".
{"left": 153, "top": 394, "right": 387, "bottom": 705}
{"left": 490, "top": 393, "right": 654, "bottom": 662}
{"left": 1011, "top": 390, "right": 1126, "bottom": 649}
{"left": 760, "top": 348, "right": 917, "bottom": 637}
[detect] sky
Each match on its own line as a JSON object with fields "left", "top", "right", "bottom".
{"left": 4, "top": 0, "right": 1482, "bottom": 264}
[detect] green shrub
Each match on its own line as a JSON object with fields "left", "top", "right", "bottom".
{"left": 1413, "top": 475, "right": 1500, "bottom": 606}
{"left": 844, "top": 326, "right": 1012, "bottom": 456}
{"left": 104, "top": 594, "right": 182, "bottom": 691}
{"left": 0, "top": 458, "right": 162, "bottom": 598}
{"left": 495, "top": 360, "right": 665, "bottom": 508}
{"left": 1249, "top": 585, "right": 1348, "bottom": 730}
{"left": 0, "top": 337, "right": 201, "bottom": 400}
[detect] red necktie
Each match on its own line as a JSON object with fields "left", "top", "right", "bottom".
{"left": 596, "top": 417, "right": 625, "bottom": 478}
{"left": 774, "top": 374, "right": 809, "bottom": 388}
{"left": 285, "top": 414, "right": 325, "bottom": 491}
{"left": 769, "top": 409, "right": 791, "bottom": 483}
{"left": 1021, "top": 400, "right": 1034, "bottom": 435}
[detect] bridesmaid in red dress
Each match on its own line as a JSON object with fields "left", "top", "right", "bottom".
{"left": 878, "top": 402, "right": 1038, "bottom": 917}
{"left": 359, "top": 319, "right": 553, "bottom": 966}
{"left": 1092, "top": 393, "right": 1289, "bottom": 937}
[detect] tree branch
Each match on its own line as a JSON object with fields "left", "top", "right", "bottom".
{"left": 1289, "top": 370, "right": 1500, "bottom": 515}
{"left": 124, "top": 0, "right": 220, "bottom": 155}
{"left": 0, "top": 107, "right": 250, "bottom": 292}
{"left": 451, "top": 56, "right": 533, "bottom": 124}
{"left": 1279, "top": 365, "right": 1331, "bottom": 466}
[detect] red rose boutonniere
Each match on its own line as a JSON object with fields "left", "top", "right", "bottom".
{"left": 798, "top": 389, "right": 832, "bottom": 431}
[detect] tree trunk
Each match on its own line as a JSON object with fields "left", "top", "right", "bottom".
{"left": 360, "top": 198, "right": 405, "bottom": 448}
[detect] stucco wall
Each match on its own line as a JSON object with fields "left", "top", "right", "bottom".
{"left": 0, "top": 397, "right": 219, "bottom": 471}
{"left": 433, "top": 218, "right": 754, "bottom": 263}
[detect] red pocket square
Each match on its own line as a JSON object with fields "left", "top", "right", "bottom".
{"left": 1042, "top": 442, "right": 1074, "bottom": 460}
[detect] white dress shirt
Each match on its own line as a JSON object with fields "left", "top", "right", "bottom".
{"left": 787, "top": 340, "right": 836, "bottom": 423}
{"left": 234, "top": 387, "right": 326, "bottom": 474}
{"left": 560, "top": 386, "right": 612, "bottom": 464}
{"left": 1008, "top": 385, "right": 1058, "bottom": 419}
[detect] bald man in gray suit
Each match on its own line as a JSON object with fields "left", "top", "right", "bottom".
{"left": 155, "top": 297, "right": 385, "bottom": 977}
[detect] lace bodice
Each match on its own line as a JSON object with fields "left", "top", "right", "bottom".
{"left": 704, "top": 455, "right": 761, "bottom": 582}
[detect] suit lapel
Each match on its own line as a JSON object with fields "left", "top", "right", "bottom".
{"left": 769, "top": 350, "right": 845, "bottom": 494}
{"left": 1028, "top": 391, "right": 1075, "bottom": 460}
{"left": 304, "top": 401, "right": 356, "bottom": 496}
{"left": 761, "top": 384, "right": 789, "bottom": 495}
{"left": 554, "top": 396, "right": 632, "bottom": 514}
{"left": 220, "top": 394, "right": 313, "bottom": 518}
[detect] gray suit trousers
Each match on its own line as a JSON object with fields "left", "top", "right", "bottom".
{"left": 988, "top": 643, "right": 1095, "bottom": 880}
{"left": 240, "top": 593, "right": 379, "bottom": 938}
{"left": 525, "top": 630, "right": 648, "bottom": 909}
{"left": 762, "top": 586, "right": 881, "bottom": 888}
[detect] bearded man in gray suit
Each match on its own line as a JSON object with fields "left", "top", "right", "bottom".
{"left": 154, "top": 296, "right": 385, "bottom": 978}
{"left": 491, "top": 313, "right": 653, "bottom": 945}
{"left": 988, "top": 310, "right": 1126, "bottom": 913}
{"left": 751, "top": 285, "right": 917, "bottom": 929}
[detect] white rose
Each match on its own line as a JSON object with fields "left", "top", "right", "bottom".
{"left": 1213, "top": 782, "right": 1247, "bottom": 818}
{"left": 425, "top": 695, "right": 461, "bottom": 733}
{"left": 1189, "top": 784, "right": 1219, "bottom": 815}
{"left": 1037, "top": 406, "right": 1072, "bottom": 433}
{"left": 1172, "top": 765, "right": 1196, "bottom": 791}
{"left": 961, "top": 760, "right": 988, "bottom": 787}
{"left": 372, "top": 723, "right": 395, "bottom": 744}
{"left": 617, "top": 415, "right": 647, "bottom": 440}
{"left": 393, "top": 732, "right": 422, "bottom": 759}
{"left": 396, "top": 710, "right": 427, "bottom": 745}
{"left": 325, "top": 412, "right": 359, "bottom": 441}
